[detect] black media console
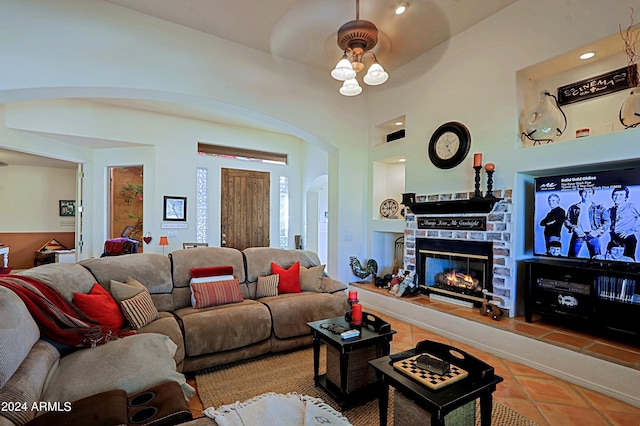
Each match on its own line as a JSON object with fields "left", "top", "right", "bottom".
{"left": 524, "top": 258, "right": 640, "bottom": 340}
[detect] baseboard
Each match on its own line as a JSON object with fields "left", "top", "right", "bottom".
{"left": 358, "top": 288, "right": 640, "bottom": 408}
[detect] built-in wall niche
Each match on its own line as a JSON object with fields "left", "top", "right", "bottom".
{"left": 373, "top": 115, "right": 406, "bottom": 147}
{"left": 517, "top": 28, "right": 637, "bottom": 148}
{"left": 372, "top": 231, "right": 404, "bottom": 277}
{"left": 372, "top": 157, "right": 405, "bottom": 221}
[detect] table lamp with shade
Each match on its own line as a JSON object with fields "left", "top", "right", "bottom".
{"left": 159, "top": 236, "right": 169, "bottom": 255}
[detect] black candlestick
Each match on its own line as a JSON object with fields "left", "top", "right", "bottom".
{"left": 473, "top": 166, "right": 483, "bottom": 198}
{"left": 485, "top": 169, "right": 496, "bottom": 199}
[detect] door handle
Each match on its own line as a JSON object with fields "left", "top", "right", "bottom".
{"left": 221, "top": 233, "right": 227, "bottom": 247}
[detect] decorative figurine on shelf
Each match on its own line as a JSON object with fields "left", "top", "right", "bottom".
{"left": 619, "top": 11, "right": 640, "bottom": 128}
{"left": 521, "top": 90, "right": 567, "bottom": 145}
{"left": 480, "top": 289, "right": 505, "bottom": 321}
{"left": 349, "top": 256, "right": 378, "bottom": 281}
{"left": 389, "top": 269, "right": 416, "bottom": 297}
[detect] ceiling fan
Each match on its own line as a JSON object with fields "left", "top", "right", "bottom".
{"left": 330, "top": 0, "right": 390, "bottom": 96}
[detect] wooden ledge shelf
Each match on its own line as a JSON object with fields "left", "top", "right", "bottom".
{"left": 406, "top": 197, "right": 502, "bottom": 215}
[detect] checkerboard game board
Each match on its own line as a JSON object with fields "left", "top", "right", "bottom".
{"left": 392, "top": 354, "right": 469, "bottom": 390}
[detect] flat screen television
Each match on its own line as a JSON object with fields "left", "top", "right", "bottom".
{"left": 534, "top": 167, "right": 640, "bottom": 263}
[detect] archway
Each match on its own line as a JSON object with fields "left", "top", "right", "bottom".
{"left": 306, "top": 175, "right": 328, "bottom": 265}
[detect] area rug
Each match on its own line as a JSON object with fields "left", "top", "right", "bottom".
{"left": 196, "top": 347, "right": 539, "bottom": 426}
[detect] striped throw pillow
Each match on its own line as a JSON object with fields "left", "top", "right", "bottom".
{"left": 256, "top": 274, "right": 279, "bottom": 298}
{"left": 191, "top": 279, "right": 244, "bottom": 309}
{"left": 189, "top": 275, "right": 235, "bottom": 307}
{"left": 120, "top": 289, "right": 159, "bottom": 330}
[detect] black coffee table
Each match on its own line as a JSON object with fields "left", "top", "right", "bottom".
{"left": 307, "top": 314, "right": 396, "bottom": 408}
{"left": 369, "top": 340, "right": 503, "bottom": 426}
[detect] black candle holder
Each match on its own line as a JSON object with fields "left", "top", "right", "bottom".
{"left": 485, "top": 169, "right": 496, "bottom": 199}
{"left": 473, "top": 166, "right": 483, "bottom": 198}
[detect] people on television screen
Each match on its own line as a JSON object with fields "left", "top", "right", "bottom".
{"left": 608, "top": 186, "right": 640, "bottom": 260}
{"left": 564, "top": 188, "right": 610, "bottom": 258}
{"left": 547, "top": 241, "right": 562, "bottom": 256}
{"left": 539, "top": 193, "right": 566, "bottom": 253}
{"left": 594, "top": 241, "right": 635, "bottom": 262}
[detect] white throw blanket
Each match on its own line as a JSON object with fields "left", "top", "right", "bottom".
{"left": 203, "top": 392, "right": 352, "bottom": 426}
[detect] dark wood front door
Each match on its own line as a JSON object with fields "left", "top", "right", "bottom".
{"left": 220, "top": 168, "right": 270, "bottom": 251}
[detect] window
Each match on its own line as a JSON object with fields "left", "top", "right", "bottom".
{"left": 279, "top": 176, "right": 289, "bottom": 249}
{"left": 196, "top": 167, "right": 208, "bottom": 243}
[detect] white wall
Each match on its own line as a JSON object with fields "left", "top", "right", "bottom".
{"left": 0, "top": 164, "right": 76, "bottom": 232}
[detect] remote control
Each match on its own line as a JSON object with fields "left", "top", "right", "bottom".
{"left": 340, "top": 329, "right": 360, "bottom": 339}
{"left": 389, "top": 349, "right": 416, "bottom": 362}
{"left": 415, "top": 354, "right": 450, "bottom": 375}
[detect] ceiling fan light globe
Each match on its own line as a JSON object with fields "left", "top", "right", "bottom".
{"left": 363, "top": 63, "right": 389, "bottom": 85}
{"left": 339, "top": 78, "right": 362, "bottom": 96}
{"left": 331, "top": 58, "right": 356, "bottom": 81}
{"left": 351, "top": 61, "right": 365, "bottom": 73}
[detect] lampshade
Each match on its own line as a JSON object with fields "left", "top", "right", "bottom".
{"left": 331, "top": 56, "right": 356, "bottom": 81}
{"left": 159, "top": 236, "right": 169, "bottom": 246}
{"left": 363, "top": 62, "right": 389, "bottom": 85}
{"left": 339, "top": 78, "right": 362, "bottom": 96}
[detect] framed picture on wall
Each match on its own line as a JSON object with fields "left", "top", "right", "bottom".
{"left": 163, "top": 196, "right": 187, "bottom": 221}
{"left": 59, "top": 200, "right": 76, "bottom": 217}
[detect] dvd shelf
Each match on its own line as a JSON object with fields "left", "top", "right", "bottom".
{"left": 596, "top": 275, "right": 640, "bottom": 304}
{"left": 524, "top": 258, "right": 640, "bottom": 340}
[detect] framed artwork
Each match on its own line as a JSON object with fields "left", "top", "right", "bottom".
{"left": 163, "top": 196, "right": 187, "bottom": 221}
{"left": 59, "top": 200, "right": 76, "bottom": 217}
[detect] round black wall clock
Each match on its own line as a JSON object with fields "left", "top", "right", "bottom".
{"left": 428, "top": 121, "right": 471, "bottom": 169}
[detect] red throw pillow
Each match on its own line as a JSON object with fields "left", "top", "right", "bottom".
{"left": 271, "top": 262, "right": 301, "bottom": 294}
{"left": 73, "top": 284, "right": 125, "bottom": 330}
{"left": 191, "top": 266, "right": 233, "bottom": 278}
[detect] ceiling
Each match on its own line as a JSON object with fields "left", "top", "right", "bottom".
{"left": 104, "top": 0, "right": 518, "bottom": 73}
{"left": 3, "top": 0, "right": 518, "bottom": 169}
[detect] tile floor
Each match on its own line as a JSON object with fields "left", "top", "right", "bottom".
{"left": 187, "top": 285, "right": 640, "bottom": 425}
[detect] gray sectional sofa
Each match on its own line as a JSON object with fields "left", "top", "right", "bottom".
{"left": 0, "top": 247, "right": 349, "bottom": 426}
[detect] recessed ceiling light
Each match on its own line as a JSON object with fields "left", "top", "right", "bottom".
{"left": 580, "top": 52, "right": 596, "bottom": 60}
{"left": 393, "top": 2, "right": 408, "bottom": 15}
{"left": 398, "top": 158, "right": 406, "bottom": 162}
{"left": 395, "top": 121, "right": 404, "bottom": 126}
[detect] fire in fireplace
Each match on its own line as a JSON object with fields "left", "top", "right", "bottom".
{"left": 417, "top": 238, "right": 493, "bottom": 305}
{"left": 436, "top": 270, "right": 480, "bottom": 292}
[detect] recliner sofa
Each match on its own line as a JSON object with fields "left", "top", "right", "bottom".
{"left": 0, "top": 247, "right": 349, "bottom": 426}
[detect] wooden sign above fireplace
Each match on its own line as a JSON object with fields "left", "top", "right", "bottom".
{"left": 417, "top": 216, "right": 486, "bottom": 231}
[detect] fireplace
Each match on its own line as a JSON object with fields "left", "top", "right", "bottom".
{"left": 416, "top": 238, "right": 493, "bottom": 305}
{"left": 403, "top": 189, "right": 513, "bottom": 314}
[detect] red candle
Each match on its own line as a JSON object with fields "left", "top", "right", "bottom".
{"left": 348, "top": 290, "right": 358, "bottom": 302}
{"left": 351, "top": 303, "right": 362, "bottom": 326}
{"left": 485, "top": 163, "right": 495, "bottom": 171}
{"left": 473, "top": 153, "right": 482, "bottom": 167}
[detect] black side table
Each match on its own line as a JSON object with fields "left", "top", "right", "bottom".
{"left": 369, "top": 340, "right": 503, "bottom": 426}
{"left": 307, "top": 314, "right": 396, "bottom": 408}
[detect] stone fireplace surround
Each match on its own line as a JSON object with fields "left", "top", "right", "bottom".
{"left": 403, "top": 189, "right": 514, "bottom": 315}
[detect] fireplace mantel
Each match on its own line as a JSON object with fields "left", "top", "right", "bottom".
{"left": 405, "top": 197, "right": 502, "bottom": 215}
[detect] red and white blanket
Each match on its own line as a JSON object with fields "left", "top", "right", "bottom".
{"left": 0, "top": 275, "right": 134, "bottom": 347}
